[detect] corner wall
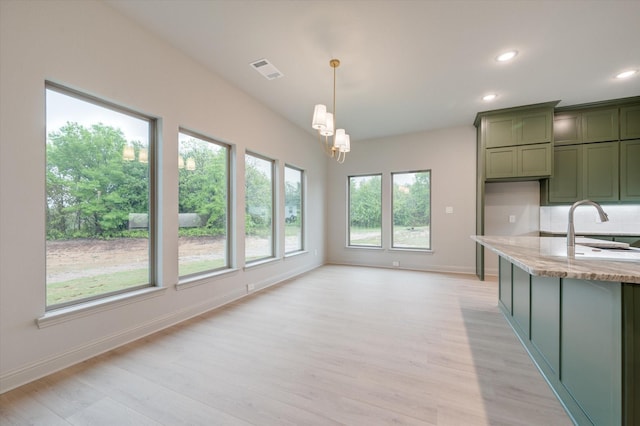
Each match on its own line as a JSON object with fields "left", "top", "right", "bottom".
{"left": 0, "top": 0, "right": 326, "bottom": 392}
{"left": 325, "top": 126, "right": 477, "bottom": 274}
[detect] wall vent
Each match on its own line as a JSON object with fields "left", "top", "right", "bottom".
{"left": 250, "top": 58, "right": 283, "bottom": 80}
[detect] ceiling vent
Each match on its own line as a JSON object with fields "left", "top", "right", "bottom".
{"left": 250, "top": 58, "right": 283, "bottom": 80}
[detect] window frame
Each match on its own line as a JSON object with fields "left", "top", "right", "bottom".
{"left": 177, "top": 128, "right": 231, "bottom": 280}
{"left": 284, "top": 164, "right": 305, "bottom": 255}
{"left": 244, "top": 151, "right": 276, "bottom": 264}
{"left": 347, "top": 173, "right": 383, "bottom": 248}
{"left": 45, "top": 81, "right": 157, "bottom": 310}
{"left": 391, "top": 169, "right": 432, "bottom": 251}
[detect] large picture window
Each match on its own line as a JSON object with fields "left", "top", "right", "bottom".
{"left": 245, "top": 152, "right": 274, "bottom": 262}
{"left": 178, "top": 130, "right": 229, "bottom": 278}
{"left": 45, "top": 83, "right": 155, "bottom": 308}
{"left": 348, "top": 174, "right": 382, "bottom": 247}
{"left": 284, "top": 165, "right": 304, "bottom": 254}
{"left": 392, "top": 170, "right": 431, "bottom": 250}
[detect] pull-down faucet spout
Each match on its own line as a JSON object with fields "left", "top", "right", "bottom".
{"left": 567, "top": 199, "right": 609, "bottom": 249}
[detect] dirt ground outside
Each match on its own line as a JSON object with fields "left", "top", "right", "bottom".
{"left": 46, "top": 235, "right": 300, "bottom": 284}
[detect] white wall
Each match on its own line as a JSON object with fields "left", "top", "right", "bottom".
{"left": 0, "top": 0, "right": 327, "bottom": 392}
{"left": 325, "top": 126, "right": 477, "bottom": 274}
{"left": 483, "top": 181, "right": 541, "bottom": 275}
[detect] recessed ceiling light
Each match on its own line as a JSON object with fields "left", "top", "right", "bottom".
{"left": 496, "top": 50, "right": 518, "bottom": 62}
{"left": 482, "top": 93, "right": 498, "bottom": 101}
{"left": 615, "top": 69, "right": 638, "bottom": 79}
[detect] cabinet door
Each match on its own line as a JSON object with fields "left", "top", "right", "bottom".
{"left": 554, "top": 112, "right": 581, "bottom": 145}
{"left": 620, "top": 105, "right": 640, "bottom": 140}
{"left": 518, "top": 143, "right": 552, "bottom": 177}
{"left": 499, "top": 257, "right": 512, "bottom": 314}
{"left": 485, "top": 115, "right": 517, "bottom": 148}
{"left": 581, "top": 108, "right": 619, "bottom": 143}
{"left": 512, "top": 266, "right": 531, "bottom": 338}
{"left": 549, "top": 145, "right": 582, "bottom": 203}
{"left": 519, "top": 110, "right": 553, "bottom": 145}
{"left": 620, "top": 139, "right": 640, "bottom": 201}
{"left": 485, "top": 147, "right": 517, "bottom": 179}
{"left": 583, "top": 141, "right": 619, "bottom": 201}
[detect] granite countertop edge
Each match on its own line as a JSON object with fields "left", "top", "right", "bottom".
{"left": 472, "top": 235, "right": 640, "bottom": 284}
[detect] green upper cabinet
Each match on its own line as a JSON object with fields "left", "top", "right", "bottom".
{"left": 553, "top": 112, "right": 581, "bottom": 145}
{"left": 477, "top": 102, "right": 556, "bottom": 181}
{"left": 620, "top": 104, "right": 640, "bottom": 140}
{"left": 485, "top": 108, "right": 553, "bottom": 148}
{"left": 581, "top": 107, "right": 619, "bottom": 143}
{"left": 620, "top": 139, "right": 640, "bottom": 201}
{"left": 486, "top": 144, "right": 551, "bottom": 180}
{"left": 548, "top": 145, "right": 582, "bottom": 203}
{"left": 583, "top": 141, "right": 619, "bottom": 202}
{"left": 485, "top": 115, "right": 517, "bottom": 148}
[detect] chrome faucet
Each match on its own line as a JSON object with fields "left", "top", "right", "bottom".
{"left": 567, "top": 199, "right": 609, "bottom": 249}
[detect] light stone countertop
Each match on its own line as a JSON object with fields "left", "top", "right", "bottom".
{"left": 473, "top": 236, "right": 640, "bottom": 284}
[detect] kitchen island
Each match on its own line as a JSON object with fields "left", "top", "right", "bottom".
{"left": 473, "top": 236, "right": 639, "bottom": 426}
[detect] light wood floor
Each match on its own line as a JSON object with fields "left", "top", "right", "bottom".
{"left": 0, "top": 265, "right": 572, "bottom": 425}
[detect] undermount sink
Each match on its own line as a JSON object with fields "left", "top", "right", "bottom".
{"left": 571, "top": 245, "right": 640, "bottom": 262}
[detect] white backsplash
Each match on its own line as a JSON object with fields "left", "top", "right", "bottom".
{"left": 540, "top": 205, "right": 640, "bottom": 235}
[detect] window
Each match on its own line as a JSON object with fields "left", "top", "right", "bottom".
{"left": 348, "top": 174, "right": 382, "bottom": 247}
{"left": 245, "top": 152, "right": 274, "bottom": 262}
{"left": 178, "top": 130, "right": 230, "bottom": 278}
{"left": 284, "top": 165, "right": 304, "bottom": 254}
{"left": 45, "top": 83, "right": 155, "bottom": 308}
{"left": 392, "top": 170, "right": 431, "bottom": 250}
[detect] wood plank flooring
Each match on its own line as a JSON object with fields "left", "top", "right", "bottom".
{"left": 0, "top": 265, "right": 572, "bottom": 425}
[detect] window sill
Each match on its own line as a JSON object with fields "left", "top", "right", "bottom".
{"left": 37, "top": 286, "right": 167, "bottom": 329}
{"left": 346, "top": 245, "right": 384, "bottom": 250}
{"left": 389, "top": 247, "right": 434, "bottom": 254}
{"left": 284, "top": 250, "right": 308, "bottom": 259}
{"left": 243, "top": 256, "right": 281, "bottom": 270}
{"left": 176, "top": 268, "right": 239, "bottom": 290}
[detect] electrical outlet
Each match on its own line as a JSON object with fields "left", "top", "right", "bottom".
{"left": 509, "top": 215, "right": 516, "bottom": 223}
{"left": 445, "top": 206, "right": 453, "bottom": 214}
{"left": 247, "top": 283, "right": 255, "bottom": 292}
{"left": 392, "top": 261, "right": 400, "bottom": 267}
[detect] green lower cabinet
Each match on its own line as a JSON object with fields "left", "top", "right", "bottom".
{"left": 512, "top": 266, "right": 530, "bottom": 337}
{"left": 530, "top": 276, "right": 560, "bottom": 375}
{"left": 499, "top": 257, "right": 512, "bottom": 313}
{"left": 620, "top": 139, "right": 640, "bottom": 201}
{"left": 561, "top": 278, "right": 621, "bottom": 425}
{"left": 497, "top": 256, "right": 640, "bottom": 425}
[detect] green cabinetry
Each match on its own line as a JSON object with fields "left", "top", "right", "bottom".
{"left": 478, "top": 102, "right": 556, "bottom": 181}
{"left": 486, "top": 108, "right": 553, "bottom": 148}
{"left": 554, "top": 112, "right": 581, "bottom": 145}
{"left": 548, "top": 145, "right": 582, "bottom": 203}
{"left": 620, "top": 104, "right": 640, "bottom": 140}
{"left": 546, "top": 141, "right": 619, "bottom": 203}
{"left": 581, "top": 107, "right": 619, "bottom": 143}
{"left": 497, "top": 256, "right": 640, "bottom": 425}
{"left": 583, "top": 141, "right": 619, "bottom": 201}
{"left": 486, "top": 143, "right": 551, "bottom": 179}
{"left": 621, "top": 139, "right": 640, "bottom": 201}
{"left": 554, "top": 107, "right": 619, "bottom": 145}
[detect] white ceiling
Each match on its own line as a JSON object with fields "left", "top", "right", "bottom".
{"left": 106, "top": 0, "right": 640, "bottom": 142}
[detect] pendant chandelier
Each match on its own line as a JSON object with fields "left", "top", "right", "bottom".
{"left": 311, "top": 59, "right": 351, "bottom": 163}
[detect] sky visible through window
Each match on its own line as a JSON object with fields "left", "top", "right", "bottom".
{"left": 46, "top": 89, "right": 148, "bottom": 145}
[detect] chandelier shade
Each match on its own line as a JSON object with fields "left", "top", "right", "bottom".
{"left": 311, "top": 59, "right": 350, "bottom": 163}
